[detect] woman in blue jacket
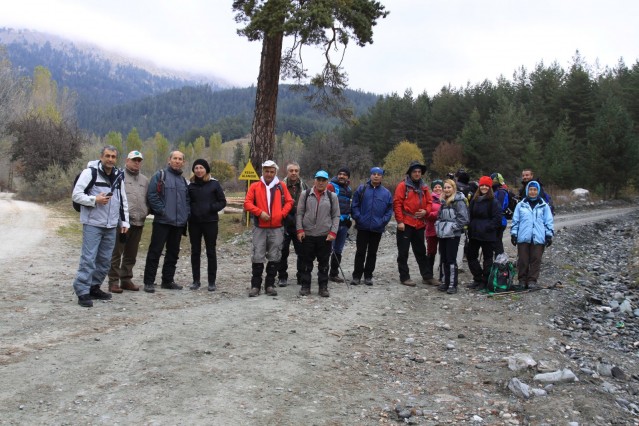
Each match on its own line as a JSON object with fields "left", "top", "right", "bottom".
{"left": 350, "top": 167, "right": 393, "bottom": 286}
{"left": 510, "top": 181, "right": 554, "bottom": 288}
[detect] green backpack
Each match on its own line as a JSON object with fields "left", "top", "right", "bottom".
{"left": 487, "top": 260, "right": 516, "bottom": 293}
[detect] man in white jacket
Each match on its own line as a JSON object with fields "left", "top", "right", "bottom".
{"left": 72, "top": 146, "right": 129, "bottom": 307}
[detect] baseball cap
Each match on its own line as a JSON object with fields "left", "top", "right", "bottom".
{"left": 127, "top": 151, "right": 143, "bottom": 160}
{"left": 314, "top": 170, "right": 329, "bottom": 179}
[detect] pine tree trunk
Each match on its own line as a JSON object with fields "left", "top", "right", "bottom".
{"left": 250, "top": 31, "right": 284, "bottom": 174}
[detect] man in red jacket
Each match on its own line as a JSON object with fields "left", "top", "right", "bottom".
{"left": 393, "top": 161, "right": 432, "bottom": 286}
{"left": 244, "top": 160, "right": 294, "bottom": 297}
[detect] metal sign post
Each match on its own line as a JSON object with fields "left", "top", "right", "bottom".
{"left": 238, "top": 160, "right": 259, "bottom": 227}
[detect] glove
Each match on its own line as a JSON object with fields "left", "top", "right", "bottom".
{"left": 343, "top": 219, "right": 353, "bottom": 229}
{"left": 545, "top": 236, "right": 552, "bottom": 247}
{"left": 511, "top": 235, "right": 517, "bottom": 246}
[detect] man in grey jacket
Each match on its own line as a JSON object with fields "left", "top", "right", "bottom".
{"left": 296, "top": 170, "right": 340, "bottom": 297}
{"left": 72, "top": 146, "right": 130, "bottom": 307}
{"left": 108, "top": 150, "right": 149, "bottom": 293}
{"left": 143, "top": 151, "right": 190, "bottom": 293}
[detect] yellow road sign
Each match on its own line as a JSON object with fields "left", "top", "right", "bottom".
{"left": 238, "top": 160, "right": 259, "bottom": 181}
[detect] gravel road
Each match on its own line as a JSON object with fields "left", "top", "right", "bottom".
{"left": 0, "top": 195, "right": 637, "bottom": 425}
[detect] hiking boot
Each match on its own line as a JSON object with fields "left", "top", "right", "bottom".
{"left": 78, "top": 294, "right": 93, "bottom": 308}
{"left": 90, "top": 286, "right": 112, "bottom": 300}
{"left": 189, "top": 281, "right": 201, "bottom": 290}
{"left": 467, "top": 281, "right": 482, "bottom": 289}
{"left": 277, "top": 278, "right": 288, "bottom": 287}
{"left": 161, "top": 282, "right": 183, "bottom": 290}
{"left": 437, "top": 283, "right": 449, "bottom": 292}
{"left": 401, "top": 279, "right": 416, "bottom": 287}
{"left": 265, "top": 286, "right": 278, "bottom": 296}
{"left": 120, "top": 282, "right": 139, "bottom": 291}
{"left": 298, "top": 287, "right": 311, "bottom": 296}
{"left": 364, "top": 277, "right": 373, "bottom": 286}
{"left": 318, "top": 288, "right": 330, "bottom": 297}
{"left": 447, "top": 285, "right": 458, "bottom": 294}
{"left": 143, "top": 283, "right": 155, "bottom": 293}
{"left": 422, "top": 277, "right": 439, "bottom": 286}
{"left": 208, "top": 283, "right": 216, "bottom": 292}
{"left": 329, "top": 275, "right": 345, "bottom": 283}
{"left": 350, "top": 277, "right": 361, "bottom": 286}
{"left": 249, "top": 287, "right": 260, "bottom": 297}
{"left": 109, "top": 282, "right": 123, "bottom": 294}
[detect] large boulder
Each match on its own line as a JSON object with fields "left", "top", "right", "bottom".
{"left": 571, "top": 188, "right": 590, "bottom": 200}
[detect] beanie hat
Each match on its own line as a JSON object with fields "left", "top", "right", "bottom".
{"left": 192, "top": 159, "right": 210, "bottom": 174}
{"left": 338, "top": 167, "right": 351, "bottom": 177}
{"left": 478, "top": 176, "right": 493, "bottom": 187}
{"left": 431, "top": 179, "right": 443, "bottom": 188}
{"left": 491, "top": 172, "right": 505, "bottom": 186}
{"left": 370, "top": 167, "right": 384, "bottom": 175}
{"left": 526, "top": 181, "right": 540, "bottom": 199}
{"left": 455, "top": 169, "right": 470, "bottom": 184}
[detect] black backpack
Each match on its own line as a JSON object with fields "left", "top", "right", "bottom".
{"left": 72, "top": 167, "right": 98, "bottom": 212}
{"left": 504, "top": 189, "right": 519, "bottom": 220}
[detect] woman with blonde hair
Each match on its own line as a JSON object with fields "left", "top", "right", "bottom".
{"left": 434, "top": 179, "right": 469, "bottom": 294}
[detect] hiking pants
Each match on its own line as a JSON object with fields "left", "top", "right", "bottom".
{"left": 189, "top": 221, "right": 219, "bottom": 285}
{"left": 108, "top": 224, "right": 144, "bottom": 286}
{"left": 396, "top": 224, "right": 429, "bottom": 282}
{"left": 278, "top": 223, "right": 303, "bottom": 281}
{"left": 439, "top": 236, "right": 460, "bottom": 289}
{"left": 467, "top": 238, "right": 494, "bottom": 284}
{"left": 143, "top": 222, "right": 183, "bottom": 285}
{"left": 494, "top": 224, "right": 507, "bottom": 256}
{"left": 517, "top": 242, "right": 545, "bottom": 284}
{"left": 73, "top": 224, "right": 117, "bottom": 296}
{"left": 299, "top": 235, "right": 331, "bottom": 289}
{"left": 353, "top": 229, "right": 383, "bottom": 280}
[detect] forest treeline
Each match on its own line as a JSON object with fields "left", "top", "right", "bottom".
{"left": 1, "top": 44, "right": 638, "bottom": 200}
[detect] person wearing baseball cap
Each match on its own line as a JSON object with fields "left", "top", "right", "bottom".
{"left": 296, "top": 170, "right": 340, "bottom": 297}
{"left": 107, "top": 150, "right": 148, "bottom": 295}
{"left": 244, "top": 160, "right": 293, "bottom": 297}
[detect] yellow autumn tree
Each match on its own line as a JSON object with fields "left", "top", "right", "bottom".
{"left": 382, "top": 140, "right": 425, "bottom": 178}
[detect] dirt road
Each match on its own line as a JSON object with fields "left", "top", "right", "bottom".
{"left": 0, "top": 198, "right": 637, "bottom": 425}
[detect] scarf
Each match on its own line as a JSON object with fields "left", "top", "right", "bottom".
{"left": 261, "top": 175, "right": 280, "bottom": 212}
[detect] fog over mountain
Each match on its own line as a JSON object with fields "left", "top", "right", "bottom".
{"left": 0, "top": 27, "right": 231, "bottom": 129}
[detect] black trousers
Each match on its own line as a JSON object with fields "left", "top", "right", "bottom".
{"left": 189, "top": 221, "right": 219, "bottom": 285}
{"left": 353, "top": 229, "right": 382, "bottom": 279}
{"left": 396, "top": 225, "right": 428, "bottom": 282}
{"left": 299, "top": 235, "right": 331, "bottom": 289}
{"left": 144, "top": 222, "right": 184, "bottom": 285}
{"left": 467, "top": 238, "right": 495, "bottom": 284}
{"left": 278, "top": 223, "right": 303, "bottom": 281}
{"left": 494, "top": 224, "right": 506, "bottom": 256}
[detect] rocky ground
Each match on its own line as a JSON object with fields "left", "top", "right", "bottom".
{"left": 0, "top": 194, "right": 638, "bottom": 425}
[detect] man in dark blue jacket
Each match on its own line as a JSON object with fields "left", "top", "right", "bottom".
{"left": 349, "top": 167, "right": 393, "bottom": 285}
{"left": 143, "top": 151, "right": 190, "bottom": 293}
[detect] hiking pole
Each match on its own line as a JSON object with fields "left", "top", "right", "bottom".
{"left": 330, "top": 249, "right": 351, "bottom": 290}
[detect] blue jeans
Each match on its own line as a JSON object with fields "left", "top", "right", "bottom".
{"left": 329, "top": 224, "right": 349, "bottom": 276}
{"left": 73, "top": 225, "right": 117, "bottom": 296}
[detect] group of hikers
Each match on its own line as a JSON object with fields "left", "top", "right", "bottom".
{"left": 71, "top": 146, "right": 554, "bottom": 307}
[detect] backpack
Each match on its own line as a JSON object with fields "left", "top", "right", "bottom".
{"left": 72, "top": 167, "right": 98, "bottom": 212}
{"left": 504, "top": 189, "right": 519, "bottom": 220}
{"left": 487, "top": 257, "right": 516, "bottom": 293}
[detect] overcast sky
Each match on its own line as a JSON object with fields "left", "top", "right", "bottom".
{"left": 1, "top": 0, "right": 638, "bottom": 96}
